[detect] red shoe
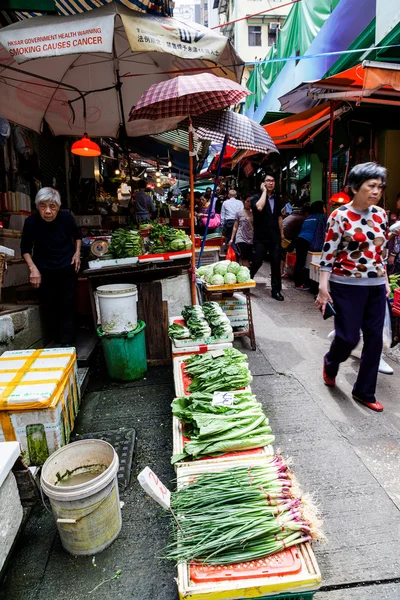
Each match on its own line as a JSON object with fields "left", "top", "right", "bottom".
{"left": 352, "top": 395, "right": 384, "bottom": 412}
{"left": 323, "top": 359, "right": 336, "bottom": 387}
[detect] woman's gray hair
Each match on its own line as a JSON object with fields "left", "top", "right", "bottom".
{"left": 348, "top": 162, "right": 387, "bottom": 192}
{"left": 35, "top": 187, "right": 61, "bottom": 206}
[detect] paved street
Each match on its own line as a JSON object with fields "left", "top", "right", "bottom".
{"left": 1, "top": 263, "right": 400, "bottom": 599}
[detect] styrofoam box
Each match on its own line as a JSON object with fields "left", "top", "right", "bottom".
{"left": 309, "top": 262, "right": 320, "bottom": 283}
{"left": 175, "top": 458, "right": 321, "bottom": 600}
{"left": 173, "top": 354, "right": 251, "bottom": 398}
{"left": 219, "top": 292, "right": 246, "bottom": 307}
{"left": 169, "top": 316, "right": 233, "bottom": 348}
{"left": 306, "top": 251, "right": 322, "bottom": 270}
{"left": 172, "top": 342, "right": 232, "bottom": 357}
{"left": 88, "top": 257, "right": 138, "bottom": 270}
{"left": 172, "top": 416, "right": 273, "bottom": 471}
{"left": 229, "top": 314, "right": 249, "bottom": 324}
{"left": 220, "top": 307, "right": 248, "bottom": 316}
{"left": 0, "top": 349, "right": 80, "bottom": 465}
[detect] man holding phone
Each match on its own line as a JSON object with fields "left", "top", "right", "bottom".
{"left": 250, "top": 173, "right": 285, "bottom": 301}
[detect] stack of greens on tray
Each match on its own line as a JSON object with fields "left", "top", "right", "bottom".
{"left": 109, "top": 228, "right": 144, "bottom": 258}
{"left": 184, "top": 348, "right": 252, "bottom": 394}
{"left": 164, "top": 456, "right": 323, "bottom": 564}
{"left": 149, "top": 223, "right": 191, "bottom": 254}
{"left": 389, "top": 273, "right": 400, "bottom": 299}
{"left": 197, "top": 260, "right": 252, "bottom": 285}
{"left": 171, "top": 390, "right": 274, "bottom": 463}
{"left": 168, "top": 302, "right": 232, "bottom": 341}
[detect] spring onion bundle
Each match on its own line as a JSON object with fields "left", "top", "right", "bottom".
{"left": 185, "top": 348, "right": 252, "bottom": 394}
{"left": 165, "top": 458, "right": 322, "bottom": 565}
{"left": 171, "top": 392, "right": 274, "bottom": 463}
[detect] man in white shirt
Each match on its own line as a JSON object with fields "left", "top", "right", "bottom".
{"left": 221, "top": 190, "right": 244, "bottom": 243}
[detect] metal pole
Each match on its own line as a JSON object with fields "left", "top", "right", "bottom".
{"left": 327, "top": 100, "right": 335, "bottom": 213}
{"left": 188, "top": 119, "right": 197, "bottom": 305}
{"left": 197, "top": 134, "right": 229, "bottom": 268}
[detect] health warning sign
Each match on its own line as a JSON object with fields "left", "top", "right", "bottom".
{"left": 0, "top": 14, "right": 114, "bottom": 63}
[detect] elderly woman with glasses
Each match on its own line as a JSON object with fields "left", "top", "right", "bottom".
{"left": 21, "top": 187, "right": 82, "bottom": 347}
{"left": 316, "top": 162, "right": 389, "bottom": 412}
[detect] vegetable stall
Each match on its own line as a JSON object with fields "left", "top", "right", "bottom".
{"left": 138, "top": 338, "right": 324, "bottom": 599}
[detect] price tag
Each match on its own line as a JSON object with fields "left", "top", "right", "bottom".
{"left": 137, "top": 467, "right": 171, "bottom": 509}
{"left": 212, "top": 392, "right": 235, "bottom": 407}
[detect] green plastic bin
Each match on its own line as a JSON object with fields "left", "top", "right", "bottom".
{"left": 97, "top": 321, "right": 147, "bottom": 381}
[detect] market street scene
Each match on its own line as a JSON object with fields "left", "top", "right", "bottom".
{"left": 0, "top": 1, "right": 400, "bottom": 599}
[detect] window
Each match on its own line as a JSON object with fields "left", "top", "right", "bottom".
{"left": 248, "top": 25, "right": 261, "bottom": 47}
{"left": 268, "top": 22, "right": 279, "bottom": 45}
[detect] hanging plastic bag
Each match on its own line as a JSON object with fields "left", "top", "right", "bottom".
{"left": 383, "top": 302, "right": 393, "bottom": 349}
{"left": 226, "top": 245, "right": 237, "bottom": 262}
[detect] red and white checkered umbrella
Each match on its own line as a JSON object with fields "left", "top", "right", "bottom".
{"left": 129, "top": 73, "right": 251, "bottom": 121}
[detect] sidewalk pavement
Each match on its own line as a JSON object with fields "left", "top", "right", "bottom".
{"left": 1, "top": 264, "right": 400, "bottom": 599}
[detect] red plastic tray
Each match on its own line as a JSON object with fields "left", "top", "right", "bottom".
{"left": 189, "top": 547, "right": 302, "bottom": 583}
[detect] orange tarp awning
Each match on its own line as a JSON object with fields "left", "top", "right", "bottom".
{"left": 265, "top": 103, "right": 333, "bottom": 144}
{"left": 314, "top": 62, "right": 400, "bottom": 96}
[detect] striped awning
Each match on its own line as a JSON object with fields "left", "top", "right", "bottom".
{"left": 15, "top": 0, "right": 172, "bottom": 20}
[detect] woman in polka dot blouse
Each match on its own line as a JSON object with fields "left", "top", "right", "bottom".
{"left": 315, "top": 162, "right": 389, "bottom": 412}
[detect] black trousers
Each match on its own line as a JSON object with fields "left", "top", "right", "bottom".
{"left": 294, "top": 237, "right": 311, "bottom": 287}
{"left": 40, "top": 266, "right": 77, "bottom": 346}
{"left": 251, "top": 240, "right": 282, "bottom": 293}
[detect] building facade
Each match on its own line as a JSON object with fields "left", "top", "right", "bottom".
{"left": 214, "top": 0, "right": 292, "bottom": 84}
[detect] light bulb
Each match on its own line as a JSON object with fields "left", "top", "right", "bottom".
{"left": 156, "top": 170, "right": 161, "bottom": 177}
{"left": 115, "top": 169, "right": 120, "bottom": 175}
{"left": 168, "top": 160, "right": 172, "bottom": 168}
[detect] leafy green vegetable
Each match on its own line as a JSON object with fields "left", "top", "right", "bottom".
{"left": 185, "top": 348, "right": 252, "bottom": 394}
{"left": 224, "top": 272, "right": 237, "bottom": 284}
{"left": 209, "top": 274, "right": 224, "bottom": 285}
{"left": 214, "top": 263, "right": 228, "bottom": 276}
{"left": 171, "top": 391, "right": 274, "bottom": 463}
{"left": 237, "top": 266, "right": 251, "bottom": 283}
{"left": 227, "top": 261, "right": 241, "bottom": 275}
{"left": 168, "top": 323, "right": 190, "bottom": 339}
{"left": 109, "top": 229, "right": 144, "bottom": 258}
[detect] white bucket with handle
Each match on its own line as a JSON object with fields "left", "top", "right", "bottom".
{"left": 41, "top": 440, "right": 121, "bottom": 555}
{"left": 96, "top": 283, "right": 138, "bottom": 333}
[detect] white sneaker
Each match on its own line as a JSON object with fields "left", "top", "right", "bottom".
{"left": 327, "top": 330, "right": 335, "bottom": 341}
{"left": 379, "top": 356, "right": 394, "bottom": 375}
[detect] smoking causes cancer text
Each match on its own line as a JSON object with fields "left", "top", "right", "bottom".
{"left": 7, "top": 28, "right": 103, "bottom": 56}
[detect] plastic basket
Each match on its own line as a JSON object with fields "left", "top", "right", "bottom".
{"left": 393, "top": 288, "right": 400, "bottom": 313}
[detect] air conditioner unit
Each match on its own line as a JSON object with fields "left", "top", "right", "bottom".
{"left": 269, "top": 22, "right": 280, "bottom": 31}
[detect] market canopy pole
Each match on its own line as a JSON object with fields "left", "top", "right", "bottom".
{"left": 197, "top": 133, "right": 229, "bottom": 268}
{"left": 327, "top": 100, "right": 335, "bottom": 214}
{"left": 188, "top": 120, "right": 197, "bottom": 304}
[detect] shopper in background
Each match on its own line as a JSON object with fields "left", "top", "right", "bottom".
{"left": 281, "top": 200, "right": 307, "bottom": 277}
{"left": 229, "top": 194, "right": 254, "bottom": 268}
{"left": 294, "top": 201, "right": 326, "bottom": 290}
{"left": 221, "top": 190, "right": 243, "bottom": 244}
{"left": 316, "top": 162, "right": 389, "bottom": 412}
{"left": 250, "top": 173, "right": 284, "bottom": 301}
{"left": 133, "top": 179, "right": 155, "bottom": 224}
{"left": 21, "top": 187, "right": 81, "bottom": 347}
{"left": 214, "top": 183, "right": 227, "bottom": 214}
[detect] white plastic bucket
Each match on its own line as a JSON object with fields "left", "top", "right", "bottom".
{"left": 41, "top": 440, "right": 121, "bottom": 555}
{"left": 96, "top": 283, "right": 138, "bottom": 333}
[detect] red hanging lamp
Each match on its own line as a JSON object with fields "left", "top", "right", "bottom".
{"left": 71, "top": 133, "right": 101, "bottom": 157}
